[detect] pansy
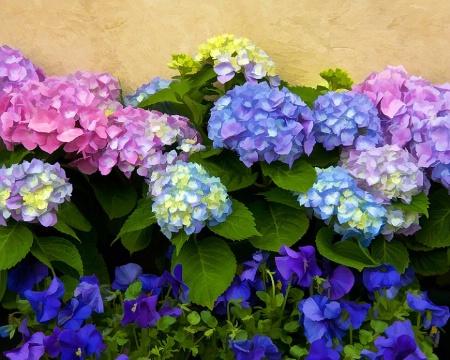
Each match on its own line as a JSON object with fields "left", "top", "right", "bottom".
{"left": 148, "top": 161, "right": 232, "bottom": 239}
{"left": 275, "top": 245, "right": 322, "bottom": 287}
{"left": 122, "top": 294, "right": 161, "bottom": 328}
{"left": 306, "top": 339, "right": 340, "bottom": 360}
{"left": 74, "top": 275, "right": 104, "bottom": 314}
{"left": 24, "top": 277, "right": 65, "bottom": 323}
{"left": 158, "top": 264, "right": 190, "bottom": 303}
{"left": 362, "top": 264, "right": 401, "bottom": 294}
{"left": 406, "top": 291, "right": 450, "bottom": 328}
{"left": 112, "top": 263, "right": 143, "bottom": 291}
{"left": 214, "top": 276, "right": 251, "bottom": 315}
{"left": 208, "top": 81, "right": 315, "bottom": 167}
{"left": 3, "top": 332, "right": 45, "bottom": 360}
{"left": 321, "top": 264, "right": 355, "bottom": 300}
{"left": 7, "top": 258, "right": 48, "bottom": 295}
{"left": 58, "top": 324, "right": 106, "bottom": 360}
{"left": 43, "top": 327, "right": 62, "bottom": 358}
{"left": 58, "top": 298, "right": 93, "bottom": 330}
{"left": 230, "top": 334, "right": 282, "bottom": 360}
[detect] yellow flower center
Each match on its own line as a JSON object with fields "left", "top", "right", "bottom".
{"left": 22, "top": 185, "right": 53, "bottom": 211}
{"left": 76, "top": 347, "right": 82, "bottom": 357}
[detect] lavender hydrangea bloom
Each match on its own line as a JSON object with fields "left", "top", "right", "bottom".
{"left": 297, "top": 166, "right": 386, "bottom": 246}
{"left": 147, "top": 161, "right": 232, "bottom": 239}
{"left": 98, "top": 107, "right": 204, "bottom": 177}
{"left": 230, "top": 334, "right": 282, "bottom": 360}
{"left": 208, "top": 82, "right": 315, "bottom": 167}
{"left": 124, "top": 77, "right": 172, "bottom": 107}
{"left": 0, "top": 45, "right": 45, "bottom": 94}
{"left": 1, "top": 159, "right": 72, "bottom": 227}
{"left": 381, "top": 206, "right": 421, "bottom": 241}
{"left": 406, "top": 291, "right": 450, "bottom": 328}
{"left": 275, "top": 245, "right": 322, "bottom": 287}
{"left": 312, "top": 91, "right": 382, "bottom": 150}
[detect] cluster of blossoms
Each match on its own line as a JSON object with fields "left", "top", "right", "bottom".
{"left": 208, "top": 81, "right": 315, "bottom": 167}
{"left": 147, "top": 161, "right": 232, "bottom": 239}
{"left": 297, "top": 166, "right": 386, "bottom": 246}
{"left": 0, "top": 45, "right": 45, "bottom": 94}
{"left": 169, "top": 34, "right": 280, "bottom": 85}
{"left": 312, "top": 91, "right": 383, "bottom": 150}
{"left": 353, "top": 65, "right": 450, "bottom": 191}
{"left": 98, "top": 107, "right": 204, "bottom": 177}
{"left": 0, "top": 159, "right": 72, "bottom": 226}
{"left": 123, "top": 77, "right": 172, "bottom": 107}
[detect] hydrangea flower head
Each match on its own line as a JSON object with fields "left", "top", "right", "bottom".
{"left": 406, "top": 291, "right": 450, "bottom": 328}
{"left": 312, "top": 91, "right": 382, "bottom": 150}
{"left": 230, "top": 334, "right": 282, "bottom": 360}
{"left": 431, "top": 162, "right": 450, "bottom": 192}
{"left": 2, "top": 159, "right": 72, "bottom": 226}
{"left": 380, "top": 206, "right": 421, "bottom": 241}
{"left": 148, "top": 161, "right": 232, "bottom": 239}
{"left": 297, "top": 166, "right": 386, "bottom": 246}
{"left": 0, "top": 45, "right": 45, "bottom": 94}
{"left": 208, "top": 81, "right": 315, "bottom": 167}
{"left": 98, "top": 107, "right": 204, "bottom": 177}
{"left": 124, "top": 77, "right": 172, "bottom": 107}
{"left": 340, "top": 145, "right": 428, "bottom": 205}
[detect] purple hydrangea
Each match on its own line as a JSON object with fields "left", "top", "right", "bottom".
{"left": 147, "top": 161, "right": 232, "bottom": 239}
{"left": 0, "top": 45, "right": 45, "bottom": 94}
{"left": 431, "top": 162, "right": 450, "bottom": 192}
{"left": 98, "top": 107, "right": 204, "bottom": 177}
{"left": 0, "top": 159, "right": 72, "bottom": 227}
{"left": 312, "top": 91, "right": 382, "bottom": 150}
{"left": 297, "top": 166, "right": 386, "bottom": 246}
{"left": 208, "top": 81, "right": 315, "bottom": 167}
{"left": 275, "top": 245, "right": 322, "bottom": 287}
{"left": 230, "top": 334, "right": 282, "bottom": 360}
{"left": 123, "top": 77, "right": 172, "bottom": 107}
{"left": 406, "top": 291, "right": 450, "bottom": 329}
{"left": 381, "top": 206, "right": 421, "bottom": 241}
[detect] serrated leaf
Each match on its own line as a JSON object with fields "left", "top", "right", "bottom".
{"left": 171, "top": 231, "right": 190, "bottom": 256}
{"left": 315, "top": 228, "right": 379, "bottom": 271}
{"left": 261, "top": 160, "right": 316, "bottom": 193}
{"left": 249, "top": 201, "right": 309, "bottom": 251}
{"left": 114, "top": 198, "right": 156, "bottom": 243}
{"left": 121, "top": 227, "right": 153, "bottom": 254}
{"left": 390, "top": 191, "right": 429, "bottom": 217}
{"left": 55, "top": 202, "right": 91, "bottom": 231}
{"left": 91, "top": 176, "right": 137, "bottom": 220}
{"left": 410, "top": 249, "right": 450, "bottom": 276}
{"left": 189, "top": 152, "right": 258, "bottom": 192}
{"left": 415, "top": 189, "right": 450, "bottom": 248}
{"left": 208, "top": 199, "right": 260, "bottom": 240}
{"left": 258, "top": 188, "right": 301, "bottom": 209}
{"left": 371, "top": 238, "right": 409, "bottom": 274}
{"left": 31, "top": 237, "right": 83, "bottom": 277}
{"left": 53, "top": 221, "right": 81, "bottom": 242}
{"left": 0, "top": 223, "right": 33, "bottom": 270}
{"left": 175, "top": 237, "right": 236, "bottom": 309}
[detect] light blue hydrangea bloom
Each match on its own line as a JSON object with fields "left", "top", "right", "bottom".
{"left": 312, "top": 91, "right": 382, "bottom": 150}
{"left": 123, "top": 77, "right": 172, "bottom": 107}
{"left": 297, "top": 166, "right": 386, "bottom": 247}
{"left": 147, "top": 161, "right": 232, "bottom": 239}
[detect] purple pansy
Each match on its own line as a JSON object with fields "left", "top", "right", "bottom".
{"left": 58, "top": 324, "right": 106, "bottom": 360}
{"left": 240, "top": 250, "right": 269, "bottom": 282}
{"left": 336, "top": 300, "right": 370, "bottom": 330}
{"left": 74, "top": 275, "right": 104, "bottom": 313}
{"left": 214, "top": 276, "right": 251, "bottom": 315}
{"left": 24, "top": 277, "right": 65, "bottom": 323}
{"left": 363, "top": 264, "right": 401, "bottom": 294}
{"left": 112, "top": 263, "right": 143, "bottom": 291}
{"left": 158, "top": 264, "right": 189, "bottom": 303}
{"left": 43, "top": 327, "right": 62, "bottom": 358}
{"left": 406, "top": 291, "right": 450, "bottom": 329}
{"left": 122, "top": 294, "right": 161, "bottom": 328}
{"left": 275, "top": 245, "right": 322, "bottom": 287}
{"left": 230, "top": 334, "right": 282, "bottom": 360}
{"left": 7, "top": 258, "right": 48, "bottom": 295}
{"left": 321, "top": 264, "right": 355, "bottom": 300}
{"left": 306, "top": 338, "right": 340, "bottom": 360}
{"left": 58, "top": 298, "right": 93, "bottom": 330}
{"left": 3, "top": 332, "right": 45, "bottom": 360}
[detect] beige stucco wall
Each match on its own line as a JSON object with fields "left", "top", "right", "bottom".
{"left": 1, "top": 1, "right": 449, "bottom": 95}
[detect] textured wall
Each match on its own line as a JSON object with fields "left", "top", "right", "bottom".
{"left": 1, "top": 0, "right": 449, "bottom": 94}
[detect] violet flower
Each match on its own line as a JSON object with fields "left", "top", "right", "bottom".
{"left": 159, "top": 264, "right": 189, "bottom": 303}
{"left": 362, "top": 264, "right": 401, "bottom": 294}
{"left": 74, "top": 275, "right": 104, "bottom": 313}
{"left": 58, "top": 324, "right": 106, "bottom": 360}
{"left": 406, "top": 291, "right": 450, "bottom": 329}
{"left": 321, "top": 264, "right": 355, "bottom": 300}
{"left": 43, "top": 327, "right": 62, "bottom": 358}
{"left": 112, "top": 263, "right": 143, "bottom": 291}
{"left": 214, "top": 276, "right": 251, "bottom": 315}
{"left": 230, "top": 334, "right": 282, "bottom": 360}
{"left": 7, "top": 258, "right": 48, "bottom": 295}
{"left": 122, "top": 294, "right": 161, "bottom": 328}
{"left": 3, "top": 332, "right": 45, "bottom": 360}
{"left": 306, "top": 339, "right": 340, "bottom": 360}
{"left": 58, "top": 298, "right": 93, "bottom": 330}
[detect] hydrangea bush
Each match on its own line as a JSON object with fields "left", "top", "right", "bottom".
{"left": 0, "top": 36, "right": 449, "bottom": 359}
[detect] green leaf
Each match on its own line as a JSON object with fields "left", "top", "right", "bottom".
{"left": 91, "top": 176, "right": 137, "bottom": 220}
{"left": 258, "top": 188, "right": 301, "bottom": 209}
{"left": 114, "top": 198, "right": 156, "bottom": 243}
{"left": 303, "top": 145, "right": 340, "bottom": 167}
{"left": 287, "top": 86, "right": 323, "bottom": 108}
{"left": 370, "top": 238, "right": 409, "bottom": 273}
{"left": 53, "top": 221, "right": 81, "bottom": 242}
{"left": 315, "top": 228, "right": 379, "bottom": 271}
{"left": 60, "top": 275, "right": 80, "bottom": 302}
{"left": 175, "top": 237, "right": 236, "bottom": 309}
{"left": 261, "top": 160, "right": 316, "bottom": 193}
{"left": 0, "top": 269, "right": 7, "bottom": 302}
{"left": 370, "top": 319, "right": 388, "bottom": 333}
{"left": 415, "top": 189, "right": 450, "bottom": 248}
{"left": 171, "top": 231, "right": 190, "bottom": 256}
{"left": 182, "top": 95, "right": 209, "bottom": 127}
{"left": 125, "top": 281, "right": 142, "bottom": 300}
{"left": 208, "top": 199, "right": 260, "bottom": 241}
{"left": 0, "top": 223, "right": 33, "bottom": 270}
{"left": 189, "top": 152, "right": 258, "bottom": 192}
{"left": 390, "top": 191, "right": 429, "bottom": 217}
{"left": 187, "top": 311, "right": 201, "bottom": 325}
{"left": 55, "top": 202, "right": 91, "bottom": 231}
{"left": 319, "top": 68, "right": 353, "bottom": 90}
{"left": 410, "top": 249, "right": 450, "bottom": 276}
{"left": 31, "top": 237, "right": 83, "bottom": 277}
{"left": 249, "top": 201, "right": 309, "bottom": 251}
{"left": 0, "top": 147, "right": 30, "bottom": 167}
{"left": 121, "top": 227, "right": 153, "bottom": 254}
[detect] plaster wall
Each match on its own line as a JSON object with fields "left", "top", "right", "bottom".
{"left": 1, "top": 1, "right": 449, "bottom": 94}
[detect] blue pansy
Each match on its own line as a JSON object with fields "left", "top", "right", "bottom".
{"left": 58, "top": 298, "right": 92, "bottom": 330}
{"left": 306, "top": 338, "right": 340, "bottom": 360}
{"left": 58, "top": 324, "right": 105, "bottom": 360}
{"left": 112, "top": 263, "right": 143, "bottom": 291}
{"left": 230, "top": 334, "right": 282, "bottom": 360}
{"left": 74, "top": 275, "right": 104, "bottom": 314}
{"left": 406, "top": 291, "right": 450, "bottom": 328}
{"left": 7, "top": 258, "right": 48, "bottom": 295}
{"left": 122, "top": 294, "right": 160, "bottom": 328}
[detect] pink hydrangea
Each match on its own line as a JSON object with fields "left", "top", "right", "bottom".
{"left": 0, "top": 45, "right": 45, "bottom": 94}
{"left": 98, "top": 107, "right": 204, "bottom": 177}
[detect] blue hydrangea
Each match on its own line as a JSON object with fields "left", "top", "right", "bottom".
{"left": 431, "top": 162, "right": 450, "bottom": 193}
{"left": 312, "top": 91, "right": 382, "bottom": 150}
{"left": 123, "top": 77, "right": 172, "bottom": 107}
{"left": 208, "top": 82, "right": 315, "bottom": 167}
{"left": 147, "top": 161, "right": 232, "bottom": 239}
{"left": 297, "top": 166, "right": 386, "bottom": 246}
